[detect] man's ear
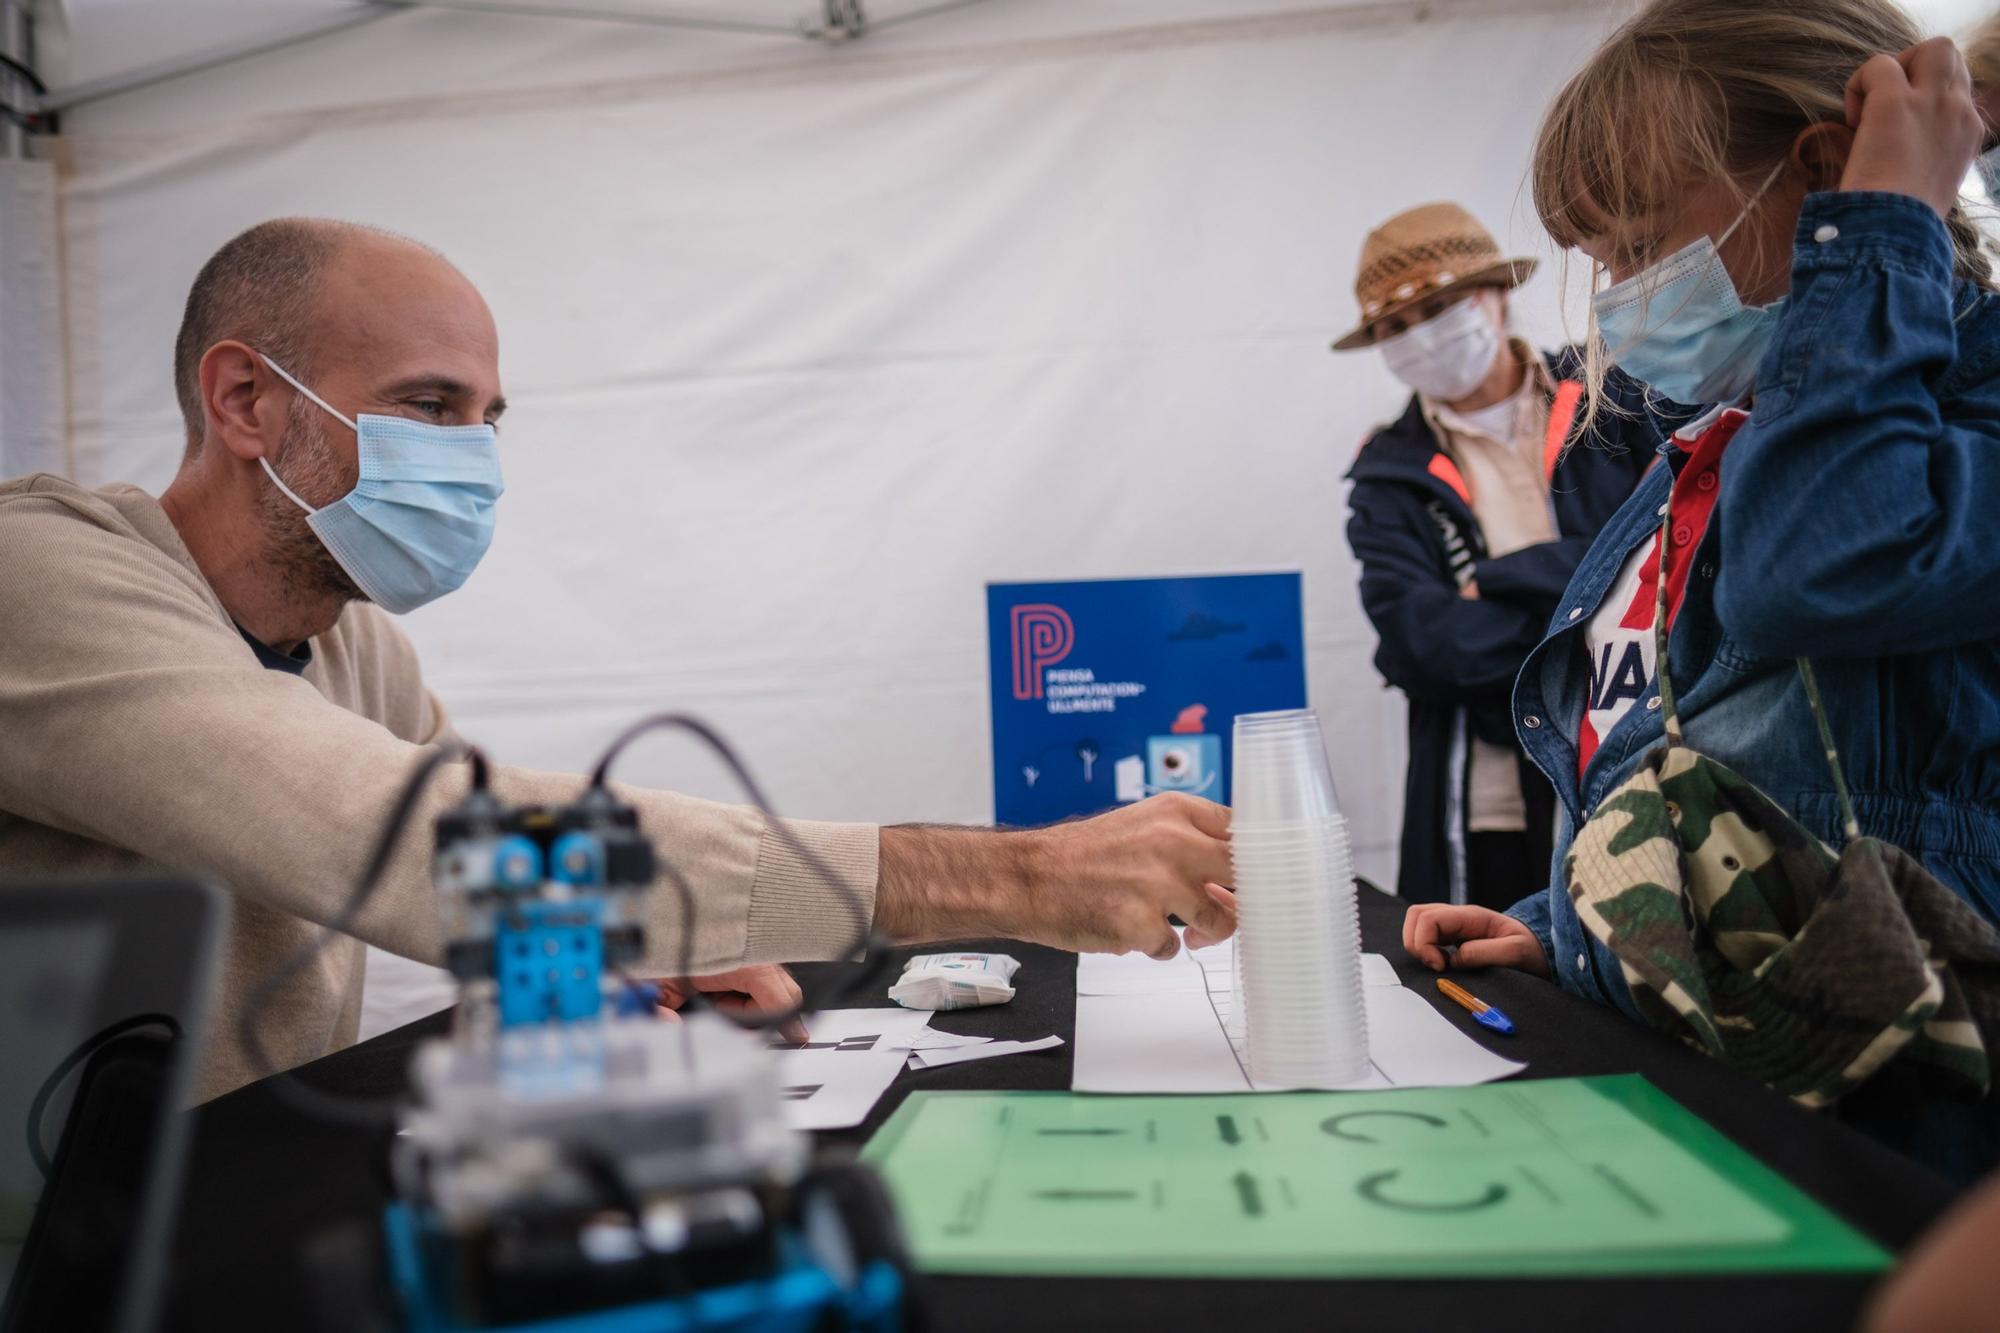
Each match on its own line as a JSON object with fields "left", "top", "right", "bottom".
{"left": 199, "top": 341, "right": 283, "bottom": 464}
{"left": 1792, "top": 121, "right": 1854, "bottom": 194}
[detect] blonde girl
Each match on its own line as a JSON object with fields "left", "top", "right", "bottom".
{"left": 1404, "top": 0, "right": 2000, "bottom": 1180}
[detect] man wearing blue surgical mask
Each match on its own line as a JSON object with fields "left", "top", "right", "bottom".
{"left": 1334, "top": 202, "right": 1669, "bottom": 912}
{"left": 0, "top": 218, "right": 1237, "bottom": 1102}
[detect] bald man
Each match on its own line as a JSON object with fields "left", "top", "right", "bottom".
{"left": 0, "top": 219, "right": 1237, "bottom": 1101}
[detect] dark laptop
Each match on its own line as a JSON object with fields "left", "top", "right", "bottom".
{"left": 0, "top": 877, "right": 225, "bottom": 1333}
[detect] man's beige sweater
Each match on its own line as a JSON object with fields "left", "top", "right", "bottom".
{"left": 0, "top": 475, "right": 879, "bottom": 1101}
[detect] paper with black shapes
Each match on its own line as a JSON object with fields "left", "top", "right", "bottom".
{"left": 769, "top": 1007, "right": 933, "bottom": 1130}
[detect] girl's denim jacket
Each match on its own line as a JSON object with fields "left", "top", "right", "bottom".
{"left": 1507, "top": 192, "right": 2000, "bottom": 1024}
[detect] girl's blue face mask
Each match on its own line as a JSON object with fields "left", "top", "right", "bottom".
{"left": 1591, "top": 164, "right": 1787, "bottom": 406}
{"left": 258, "top": 355, "right": 504, "bottom": 614}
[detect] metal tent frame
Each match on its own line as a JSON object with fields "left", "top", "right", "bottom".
{"left": 0, "top": 0, "right": 995, "bottom": 149}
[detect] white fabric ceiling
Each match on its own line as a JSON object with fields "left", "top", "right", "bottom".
{"left": 21, "top": 0, "right": 1980, "bottom": 1022}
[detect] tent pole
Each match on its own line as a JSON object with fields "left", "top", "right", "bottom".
{"left": 1, "top": 0, "right": 32, "bottom": 158}
{"left": 35, "top": 0, "right": 1010, "bottom": 114}
{"left": 38, "top": 4, "right": 406, "bottom": 115}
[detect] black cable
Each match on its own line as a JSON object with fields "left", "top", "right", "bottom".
{"left": 587, "top": 714, "right": 895, "bottom": 1031}
{"left": 564, "top": 1141, "right": 649, "bottom": 1223}
{"left": 239, "top": 742, "right": 481, "bottom": 1128}
{"left": 0, "top": 53, "right": 48, "bottom": 94}
{"left": 0, "top": 55, "right": 57, "bottom": 135}
{"left": 25, "top": 1013, "right": 181, "bottom": 1177}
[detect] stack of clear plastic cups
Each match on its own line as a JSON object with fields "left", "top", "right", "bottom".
{"left": 1228, "top": 709, "right": 1369, "bottom": 1089}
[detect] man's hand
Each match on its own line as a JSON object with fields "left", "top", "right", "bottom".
{"left": 876, "top": 792, "right": 1236, "bottom": 960}
{"left": 653, "top": 964, "right": 807, "bottom": 1042}
{"left": 1402, "top": 903, "right": 1550, "bottom": 977}
{"left": 1031, "top": 793, "right": 1239, "bottom": 957}
{"left": 1842, "top": 38, "right": 1985, "bottom": 219}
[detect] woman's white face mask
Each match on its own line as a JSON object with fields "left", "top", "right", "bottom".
{"left": 1376, "top": 292, "right": 1502, "bottom": 402}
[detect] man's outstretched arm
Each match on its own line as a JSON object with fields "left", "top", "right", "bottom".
{"left": 0, "top": 489, "right": 1236, "bottom": 1036}
{"left": 876, "top": 793, "right": 1236, "bottom": 959}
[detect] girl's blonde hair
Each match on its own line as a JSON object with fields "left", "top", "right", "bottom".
{"left": 1531, "top": 0, "right": 1994, "bottom": 427}
{"left": 1967, "top": 10, "right": 2000, "bottom": 102}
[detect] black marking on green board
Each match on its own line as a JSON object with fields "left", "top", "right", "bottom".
{"left": 1036, "top": 1128, "right": 1127, "bottom": 1137}
{"left": 1515, "top": 1166, "right": 1560, "bottom": 1204}
{"left": 1233, "top": 1172, "right": 1264, "bottom": 1217}
{"left": 1593, "top": 1163, "right": 1661, "bottom": 1218}
{"left": 1033, "top": 1189, "right": 1139, "bottom": 1202}
{"left": 1357, "top": 1170, "right": 1508, "bottom": 1213}
{"left": 1217, "top": 1114, "right": 1241, "bottom": 1145}
{"left": 1320, "top": 1110, "right": 1450, "bottom": 1144}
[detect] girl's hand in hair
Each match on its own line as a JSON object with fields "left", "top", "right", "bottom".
{"left": 1841, "top": 37, "right": 1986, "bottom": 220}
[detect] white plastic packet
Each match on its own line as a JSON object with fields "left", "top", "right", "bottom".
{"left": 888, "top": 952, "right": 1021, "bottom": 1011}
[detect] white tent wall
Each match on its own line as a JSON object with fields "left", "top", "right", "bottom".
{"left": 35, "top": 0, "right": 1633, "bottom": 1028}
{"left": 0, "top": 158, "right": 65, "bottom": 479}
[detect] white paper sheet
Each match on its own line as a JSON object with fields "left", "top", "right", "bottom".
{"left": 1071, "top": 971, "right": 1525, "bottom": 1094}
{"left": 768, "top": 1007, "right": 932, "bottom": 1130}
{"left": 1074, "top": 938, "right": 1236, "bottom": 996}
{"left": 897, "top": 1029, "right": 993, "bottom": 1052}
{"left": 1074, "top": 937, "right": 1400, "bottom": 997}
{"left": 908, "top": 1035, "right": 1065, "bottom": 1070}
{"left": 1072, "top": 991, "right": 1253, "bottom": 1093}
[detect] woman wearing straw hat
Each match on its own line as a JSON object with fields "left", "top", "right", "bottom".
{"left": 1336, "top": 202, "right": 1678, "bottom": 911}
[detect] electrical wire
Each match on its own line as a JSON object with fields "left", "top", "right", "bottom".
{"left": 0, "top": 52, "right": 57, "bottom": 134}
{"left": 238, "top": 742, "right": 480, "bottom": 1128}
{"left": 587, "top": 713, "right": 895, "bottom": 1032}
{"left": 25, "top": 1013, "right": 181, "bottom": 1177}
{"left": 0, "top": 52, "right": 48, "bottom": 94}
{"left": 245, "top": 714, "right": 883, "bottom": 1123}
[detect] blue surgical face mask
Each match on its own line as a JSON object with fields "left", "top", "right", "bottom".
{"left": 1592, "top": 164, "right": 1787, "bottom": 406}
{"left": 258, "top": 355, "right": 504, "bottom": 614}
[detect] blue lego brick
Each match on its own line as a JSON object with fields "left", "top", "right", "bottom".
{"left": 495, "top": 899, "right": 606, "bottom": 1028}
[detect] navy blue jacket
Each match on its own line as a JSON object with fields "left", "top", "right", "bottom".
{"left": 1504, "top": 192, "right": 2000, "bottom": 1180}
{"left": 1344, "top": 350, "right": 1672, "bottom": 903}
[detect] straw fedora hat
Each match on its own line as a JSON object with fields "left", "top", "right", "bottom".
{"left": 1331, "top": 202, "right": 1538, "bottom": 351}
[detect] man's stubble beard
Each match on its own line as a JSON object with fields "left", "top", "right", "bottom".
{"left": 257, "top": 401, "right": 366, "bottom": 607}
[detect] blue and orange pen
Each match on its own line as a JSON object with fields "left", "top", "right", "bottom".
{"left": 1436, "top": 978, "right": 1516, "bottom": 1036}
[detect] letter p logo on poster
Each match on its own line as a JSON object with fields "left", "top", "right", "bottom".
{"left": 988, "top": 574, "right": 1306, "bottom": 826}
{"left": 1010, "top": 604, "right": 1075, "bottom": 700}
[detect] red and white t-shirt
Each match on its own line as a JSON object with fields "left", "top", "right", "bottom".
{"left": 1576, "top": 406, "right": 1748, "bottom": 780}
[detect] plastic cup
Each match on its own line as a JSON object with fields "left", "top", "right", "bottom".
{"left": 1225, "top": 713, "right": 1369, "bottom": 1089}
{"left": 1230, "top": 710, "right": 1342, "bottom": 828}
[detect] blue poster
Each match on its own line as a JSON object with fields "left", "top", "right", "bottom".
{"left": 986, "top": 573, "right": 1307, "bottom": 825}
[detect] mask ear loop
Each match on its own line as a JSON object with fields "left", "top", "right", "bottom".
{"left": 1714, "top": 159, "right": 1790, "bottom": 251}
{"left": 256, "top": 353, "right": 357, "bottom": 516}
{"left": 1704, "top": 160, "right": 1793, "bottom": 332}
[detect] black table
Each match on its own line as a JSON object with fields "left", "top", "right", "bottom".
{"left": 170, "top": 887, "right": 1957, "bottom": 1332}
